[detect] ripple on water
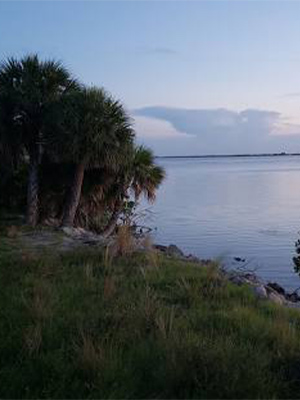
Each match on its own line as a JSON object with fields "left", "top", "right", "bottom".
{"left": 145, "top": 156, "right": 300, "bottom": 290}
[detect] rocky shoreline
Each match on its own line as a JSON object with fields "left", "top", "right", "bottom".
{"left": 10, "top": 225, "right": 300, "bottom": 309}
{"left": 154, "top": 243, "right": 300, "bottom": 309}
{"left": 50, "top": 229, "right": 300, "bottom": 309}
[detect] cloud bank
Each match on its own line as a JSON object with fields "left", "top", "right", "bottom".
{"left": 133, "top": 106, "right": 300, "bottom": 156}
{"left": 134, "top": 115, "right": 193, "bottom": 140}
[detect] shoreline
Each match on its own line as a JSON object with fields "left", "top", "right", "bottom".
{"left": 3, "top": 224, "right": 300, "bottom": 309}
{"left": 154, "top": 242, "right": 300, "bottom": 309}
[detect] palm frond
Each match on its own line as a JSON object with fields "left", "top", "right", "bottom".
{"left": 130, "top": 145, "right": 165, "bottom": 202}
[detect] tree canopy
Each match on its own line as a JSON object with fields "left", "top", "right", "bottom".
{"left": 0, "top": 54, "right": 78, "bottom": 225}
{"left": 0, "top": 54, "right": 165, "bottom": 234}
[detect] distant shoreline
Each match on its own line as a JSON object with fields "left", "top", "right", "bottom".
{"left": 157, "top": 152, "right": 300, "bottom": 159}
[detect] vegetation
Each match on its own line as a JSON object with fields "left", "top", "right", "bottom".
{"left": 4, "top": 53, "right": 300, "bottom": 400}
{"left": 0, "top": 54, "right": 165, "bottom": 231}
{"left": 0, "top": 55, "right": 78, "bottom": 226}
{"left": 55, "top": 87, "right": 134, "bottom": 227}
{"left": 1, "top": 233, "right": 300, "bottom": 398}
{"left": 293, "top": 238, "right": 300, "bottom": 276}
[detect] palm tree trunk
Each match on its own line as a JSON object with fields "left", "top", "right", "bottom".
{"left": 61, "top": 162, "right": 85, "bottom": 227}
{"left": 26, "top": 134, "right": 44, "bottom": 227}
{"left": 26, "top": 159, "right": 39, "bottom": 227}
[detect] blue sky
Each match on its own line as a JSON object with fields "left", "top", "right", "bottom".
{"left": 1, "top": 1, "right": 300, "bottom": 155}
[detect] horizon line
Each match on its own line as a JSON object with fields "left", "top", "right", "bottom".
{"left": 156, "top": 152, "right": 300, "bottom": 159}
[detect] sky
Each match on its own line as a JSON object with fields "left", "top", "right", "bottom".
{"left": 1, "top": 0, "right": 300, "bottom": 155}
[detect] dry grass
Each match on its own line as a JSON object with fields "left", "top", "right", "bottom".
{"left": 21, "top": 250, "right": 38, "bottom": 265}
{"left": 84, "top": 262, "right": 94, "bottom": 284}
{"left": 6, "top": 225, "right": 19, "bottom": 238}
{"left": 103, "top": 276, "right": 116, "bottom": 300}
{"left": 114, "top": 225, "right": 135, "bottom": 256}
{"left": 21, "top": 280, "right": 52, "bottom": 324}
{"left": 74, "top": 331, "right": 105, "bottom": 373}
{"left": 24, "top": 323, "right": 42, "bottom": 355}
{"left": 141, "top": 234, "right": 153, "bottom": 251}
{"left": 103, "top": 245, "right": 114, "bottom": 270}
{"left": 176, "top": 276, "right": 191, "bottom": 293}
{"left": 143, "top": 285, "right": 160, "bottom": 327}
{"left": 142, "top": 235, "right": 160, "bottom": 269}
{"left": 155, "top": 307, "right": 176, "bottom": 340}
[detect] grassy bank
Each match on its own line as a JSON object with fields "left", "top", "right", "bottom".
{"left": 1, "top": 237, "right": 300, "bottom": 398}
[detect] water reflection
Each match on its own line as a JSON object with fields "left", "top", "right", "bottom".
{"left": 147, "top": 156, "right": 300, "bottom": 290}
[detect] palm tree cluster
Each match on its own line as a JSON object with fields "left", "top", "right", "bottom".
{"left": 0, "top": 54, "right": 165, "bottom": 233}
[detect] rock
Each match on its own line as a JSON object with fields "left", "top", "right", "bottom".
{"left": 227, "top": 270, "right": 300, "bottom": 309}
{"left": 267, "top": 282, "right": 285, "bottom": 296}
{"left": 252, "top": 285, "right": 268, "bottom": 299}
{"left": 154, "top": 244, "right": 185, "bottom": 258}
{"left": 228, "top": 272, "right": 263, "bottom": 286}
{"left": 285, "top": 301, "right": 300, "bottom": 309}
{"left": 60, "top": 226, "right": 102, "bottom": 244}
{"left": 153, "top": 244, "right": 212, "bottom": 264}
{"left": 228, "top": 275, "right": 248, "bottom": 286}
{"left": 154, "top": 244, "right": 168, "bottom": 253}
{"left": 244, "top": 273, "right": 262, "bottom": 285}
{"left": 201, "top": 259, "right": 212, "bottom": 265}
{"left": 61, "top": 226, "right": 75, "bottom": 236}
{"left": 286, "top": 292, "right": 300, "bottom": 303}
{"left": 166, "top": 244, "right": 184, "bottom": 258}
{"left": 234, "top": 257, "right": 246, "bottom": 263}
{"left": 186, "top": 254, "right": 200, "bottom": 262}
{"left": 268, "top": 292, "right": 285, "bottom": 305}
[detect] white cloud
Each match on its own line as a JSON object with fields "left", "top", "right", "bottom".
{"left": 134, "top": 115, "right": 195, "bottom": 140}
{"left": 270, "top": 116, "right": 300, "bottom": 136}
{"left": 133, "top": 106, "right": 300, "bottom": 155}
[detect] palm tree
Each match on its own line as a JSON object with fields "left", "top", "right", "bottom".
{"left": 57, "top": 87, "right": 134, "bottom": 227}
{"left": 130, "top": 145, "right": 165, "bottom": 202}
{"left": 101, "top": 145, "right": 165, "bottom": 237}
{"left": 0, "top": 54, "right": 77, "bottom": 226}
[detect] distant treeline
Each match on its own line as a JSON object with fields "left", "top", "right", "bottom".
{"left": 158, "top": 152, "right": 300, "bottom": 159}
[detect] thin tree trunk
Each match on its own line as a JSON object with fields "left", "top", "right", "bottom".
{"left": 61, "top": 162, "right": 85, "bottom": 227}
{"left": 102, "top": 211, "right": 120, "bottom": 238}
{"left": 26, "top": 159, "right": 39, "bottom": 227}
{"left": 102, "top": 201, "right": 122, "bottom": 237}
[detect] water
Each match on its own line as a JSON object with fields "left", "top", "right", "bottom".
{"left": 146, "top": 156, "right": 300, "bottom": 290}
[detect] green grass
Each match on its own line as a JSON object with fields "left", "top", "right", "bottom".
{"left": 1, "top": 241, "right": 300, "bottom": 398}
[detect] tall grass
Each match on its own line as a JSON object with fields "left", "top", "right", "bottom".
{"left": 1, "top": 242, "right": 300, "bottom": 398}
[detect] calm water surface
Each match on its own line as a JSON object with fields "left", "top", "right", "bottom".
{"left": 147, "top": 156, "right": 300, "bottom": 290}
